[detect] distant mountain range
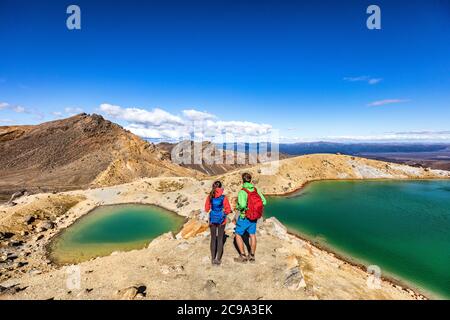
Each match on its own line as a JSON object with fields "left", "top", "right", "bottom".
{"left": 217, "top": 141, "right": 450, "bottom": 170}
{"left": 156, "top": 141, "right": 289, "bottom": 175}
{"left": 277, "top": 142, "right": 450, "bottom": 155}
{"left": 215, "top": 141, "right": 449, "bottom": 155}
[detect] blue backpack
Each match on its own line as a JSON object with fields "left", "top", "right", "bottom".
{"left": 209, "top": 195, "right": 225, "bottom": 224}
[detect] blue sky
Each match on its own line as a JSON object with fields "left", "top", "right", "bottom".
{"left": 0, "top": 0, "right": 449, "bottom": 142}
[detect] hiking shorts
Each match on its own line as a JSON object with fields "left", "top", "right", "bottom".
{"left": 235, "top": 217, "right": 257, "bottom": 236}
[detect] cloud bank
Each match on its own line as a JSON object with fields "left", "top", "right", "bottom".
{"left": 0, "top": 101, "right": 32, "bottom": 115}
{"left": 98, "top": 103, "right": 274, "bottom": 141}
{"left": 51, "top": 107, "right": 85, "bottom": 118}
{"left": 324, "top": 130, "right": 450, "bottom": 142}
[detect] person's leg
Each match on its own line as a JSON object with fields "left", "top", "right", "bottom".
{"left": 215, "top": 224, "right": 226, "bottom": 263}
{"left": 248, "top": 220, "right": 257, "bottom": 262}
{"left": 234, "top": 217, "right": 247, "bottom": 255}
{"left": 234, "top": 218, "right": 249, "bottom": 263}
{"left": 210, "top": 224, "right": 218, "bottom": 263}
{"left": 249, "top": 234, "right": 257, "bottom": 255}
{"left": 235, "top": 234, "right": 246, "bottom": 255}
{"left": 233, "top": 234, "right": 248, "bottom": 263}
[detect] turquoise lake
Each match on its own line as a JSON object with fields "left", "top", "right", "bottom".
{"left": 49, "top": 204, "right": 185, "bottom": 264}
{"left": 265, "top": 180, "right": 450, "bottom": 299}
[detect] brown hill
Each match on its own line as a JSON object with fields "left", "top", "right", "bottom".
{"left": 157, "top": 141, "right": 290, "bottom": 175}
{"left": 0, "top": 114, "right": 199, "bottom": 200}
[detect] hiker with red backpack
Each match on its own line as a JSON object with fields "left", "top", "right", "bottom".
{"left": 234, "top": 172, "right": 266, "bottom": 263}
{"left": 204, "top": 180, "right": 232, "bottom": 265}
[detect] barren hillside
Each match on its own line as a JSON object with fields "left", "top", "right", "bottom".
{"left": 0, "top": 114, "right": 199, "bottom": 201}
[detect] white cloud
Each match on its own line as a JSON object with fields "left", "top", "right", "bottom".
{"left": 210, "top": 120, "right": 273, "bottom": 136}
{"left": 368, "top": 78, "right": 382, "bottom": 85}
{"left": 395, "top": 130, "right": 450, "bottom": 135}
{"left": 125, "top": 123, "right": 186, "bottom": 140}
{"left": 51, "top": 111, "right": 63, "bottom": 117}
{"left": 325, "top": 130, "right": 450, "bottom": 142}
{"left": 98, "top": 103, "right": 274, "bottom": 141}
{"left": 49, "top": 107, "right": 84, "bottom": 118}
{"left": 344, "top": 76, "right": 382, "bottom": 85}
{"left": 13, "top": 105, "right": 26, "bottom": 113}
{"left": 99, "top": 103, "right": 183, "bottom": 126}
{"left": 0, "top": 102, "right": 27, "bottom": 113}
{"left": 64, "top": 107, "right": 84, "bottom": 116}
{"left": 0, "top": 118, "right": 14, "bottom": 124}
{"left": 182, "top": 109, "right": 216, "bottom": 121}
{"left": 0, "top": 101, "right": 45, "bottom": 121}
{"left": 367, "top": 99, "right": 410, "bottom": 107}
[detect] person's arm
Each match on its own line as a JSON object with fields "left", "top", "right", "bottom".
{"left": 237, "top": 190, "right": 248, "bottom": 212}
{"left": 204, "top": 196, "right": 211, "bottom": 212}
{"left": 223, "top": 196, "right": 231, "bottom": 214}
{"left": 257, "top": 189, "right": 267, "bottom": 206}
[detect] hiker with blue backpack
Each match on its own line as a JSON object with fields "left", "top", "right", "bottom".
{"left": 234, "top": 172, "right": 266, "bottom": 263}
{"left": 204, "top": 180, "right": 231, "bottom": 265}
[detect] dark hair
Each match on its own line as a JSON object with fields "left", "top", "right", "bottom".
{"left": 242, "top": 172, "right": 252, "bottom": 183}
{"left": 210, "top": 180, "right": 222, "bottom": 199}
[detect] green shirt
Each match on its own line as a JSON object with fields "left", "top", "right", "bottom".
{"left": 237, "top": 182, "right": 267, "bottom": 218}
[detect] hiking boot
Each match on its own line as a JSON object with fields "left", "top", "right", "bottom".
{"left": 234, "top": 254, "right": 248, "bottom": 263}
{"left": 249, "top": 254, "right": 255, "bottom": 263}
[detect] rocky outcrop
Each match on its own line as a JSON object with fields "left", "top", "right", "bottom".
{"left": 115, "top": 284, "right": 147, "bottom": 300}
{"left": 176, "top": 219, "right": 209, "bottom": 239}
{"left": 0, "top": 194, "right": 85, "bottom": 281}
{"left": 7, "top": 190, "right": 28, "bottom": 205}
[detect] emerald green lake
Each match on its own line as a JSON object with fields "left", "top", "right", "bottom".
{"left": 265, "top": 180, "right": 450, "bottom": 299}
{"left": 49, "top": 204, "right": 185, "bottom": 264}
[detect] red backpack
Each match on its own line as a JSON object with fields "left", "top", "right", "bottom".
{"left": 242, "top": 187, "right": 264, "bottom": 220}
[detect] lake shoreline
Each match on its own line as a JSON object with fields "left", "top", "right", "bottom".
{"left": 266, "top": 177, "right": 450, "bottom": 198}
{"left": 46, "top": 202, "right": 187, "bottom": 266}
{"left": 284, "top": 227, "right": 435, "bottom": 300}
{"left": 45, "top": 189, "right": 434, "bottom": 299}
{"left": 45, "top": 196, "right": 434, "bottom": 299}
{"left": 267, "top": 179, "right": 450, "bottom": 300}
